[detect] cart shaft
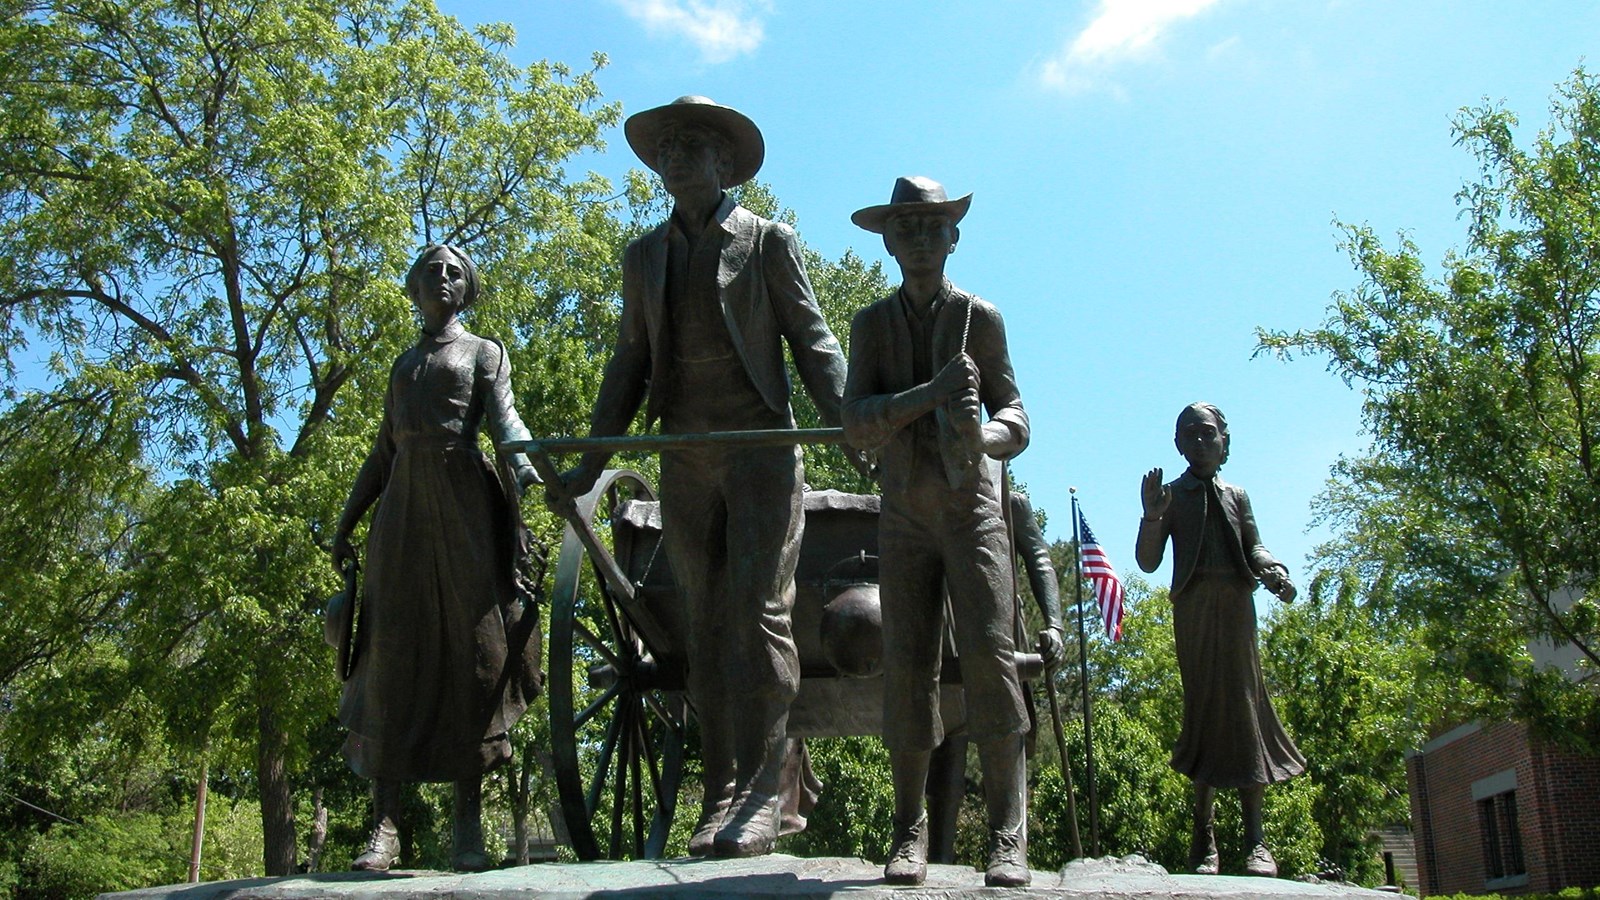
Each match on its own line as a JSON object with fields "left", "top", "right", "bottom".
{"left": 502, "top": 427, "right": 847, "bottom": 456}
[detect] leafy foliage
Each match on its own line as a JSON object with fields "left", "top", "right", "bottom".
{"left": 777, "top": 737, "right": 895, "bottom": 862}
{"left": 1257, "top": 67, "right": 1600, "bottom": 748}
{"left": 1, "top": 0, "right": 623, "bottom": 875}
{"left": 1262, "top": 568, "right": 1433, "bottom": 882}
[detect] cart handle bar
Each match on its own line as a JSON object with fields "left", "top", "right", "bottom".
{"left": 502, "top": 427, "right": 847, "bottom": 456}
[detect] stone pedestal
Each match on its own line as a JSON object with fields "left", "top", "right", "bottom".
{"left": 104, "top": 854, "right": 1403, "bottom": 899}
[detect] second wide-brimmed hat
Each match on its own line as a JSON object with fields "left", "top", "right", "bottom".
{"left": 851, "top": 176, "right": 972, "bottom": 234}
{"left": 625, "top": 95, "right": 765, "bottom": 188}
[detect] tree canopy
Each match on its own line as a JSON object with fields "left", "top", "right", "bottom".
{"left": 1258, "top": 67, "right": 1600, "bottom": 748}
{"left": 1, "top": 0, "right": 624, "bottom": 875}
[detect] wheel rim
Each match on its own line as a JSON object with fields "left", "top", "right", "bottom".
{"left": 548, "top": 469, "right": 687, "bottom": 860}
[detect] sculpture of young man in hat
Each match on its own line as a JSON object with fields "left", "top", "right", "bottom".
{"left": 842, "top": 177, "right": 1034, "bottom": 887}
{"left": 548, "top": 96, "right": 858, "bottom": 858}
{"left": 1136, "top": 402, "right": 1304, "bottom": 877}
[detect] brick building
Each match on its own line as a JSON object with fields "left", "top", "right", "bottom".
{"left": 1406, "top": 720, "right": 1600, "bottom": 895}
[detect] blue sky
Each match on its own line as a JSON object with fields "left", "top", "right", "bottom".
{"left": 460, "top": 0, "right": 1597, "bottom": 608}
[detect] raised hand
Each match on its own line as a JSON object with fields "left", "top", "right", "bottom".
{"left": 1141, "top": 467, "right": 1172, "bottom": 520}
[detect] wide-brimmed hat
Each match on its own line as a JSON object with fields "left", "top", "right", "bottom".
{"left": 851, "top": 176, "right": 972, "bottom": 234}
{"left": 625, "top": 95, "right": 765, "bottom": 188}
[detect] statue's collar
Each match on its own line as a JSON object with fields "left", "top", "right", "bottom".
{"left": 669, "top": 192, "right": 737, "bottom": 237}
{"left": 421, "top": 318, "right": 465, "bottom": 345}
{"left": 1177, "top": 469, "right": 1222, "bottom": 490}
{"left": 898, "top": 279, "right": 954, "bottom": 322}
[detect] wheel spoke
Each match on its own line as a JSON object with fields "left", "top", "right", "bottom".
{"left": 590, "top": 558, "right": 631, "bottom": 651}
{"left": 631, "top": 709, "right": 646, "bottom": 856}
{"left": 575, "top": 681, "right": 623, "bottom": 730}
{"left": 636, "top": 703, "right": 664, "bottom": 803}
{"left": 574, "top": 620, "right": 623, "bottom": 670}
{"left": 643, "top": 689, "right": 683, "bottom": 734}
{"left": 587, "top": 709, "right": 624, "bottom": 819}
{"left": 609, "top": 699, "right": 631, "bottom": 859}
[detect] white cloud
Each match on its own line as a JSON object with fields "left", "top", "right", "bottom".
{"left": 614, "top": 0, "right": 769, "bottom": 64}
{"left": 1039, "top": 0, "right": 1225, "bottom": 93}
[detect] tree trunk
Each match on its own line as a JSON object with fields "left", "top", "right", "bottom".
{"left": 188, "top": 757, "right": 208, "bottom": 882}
{"left": 512, "top": 740, "right": 531, "bottom": 865}
{"left": 544, "top": 748, "right": 571, "bottom": 850}
{"left": 307, "top": 786, "right": 328, "bottom": 873}
{"left": 257, "top": 697, "right": 298, "bottom": 875}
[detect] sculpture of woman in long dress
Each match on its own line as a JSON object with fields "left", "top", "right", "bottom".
{"left": 331, "top": 244, "right": 541, "bottom": 872}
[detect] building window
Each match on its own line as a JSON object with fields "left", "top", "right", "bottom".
{"left": 1477, "top": 790, "right": 1526, "bottom": 881}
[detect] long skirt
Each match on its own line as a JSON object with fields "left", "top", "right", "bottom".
{"left": 339, "top": 440, "right": 526, "bottom": 782}
{"left": 1170, "top": 575, "right": 1305, "bottom": 789}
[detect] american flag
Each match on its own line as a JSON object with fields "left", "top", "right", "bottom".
{"left": 1077, "top": 508, "right": 1125, "bottom": 641}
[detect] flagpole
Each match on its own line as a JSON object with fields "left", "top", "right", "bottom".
{"left": 1071, "top": 489, "right": 1102, "bottom": 857}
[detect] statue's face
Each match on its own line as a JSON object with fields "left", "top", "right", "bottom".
{"left": 415, "top": 247, "right": 468, "bottom": 313}
{"left": 1177, "top": 409, "right": 1227, "bottom": 473}
{"left": 882, "top": 212, "right": 956, "bottom": 280}
{"left": 656, "top": 124, "right": 724, "bottom": 198}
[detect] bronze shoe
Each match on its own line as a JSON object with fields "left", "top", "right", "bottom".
{"left": 712, "top": 793, "right": 779, "bottom": 858}
{"left": 883, "top": 813, "right": 928, "bottom": 886}
{"left": 1189, "top": 826, "right": 1219, "bottom": 875}
{"left": 351, "top": 821, "right": 400, "bottom": 871}
{"left": 1243, "top": 842, "right": 1278, "bottom": 877}
{"left": 688, "top": 796, "right": 731, "bottom": 857}
{"left": 984, "top": 828, "right": 1030, "bottom": 888}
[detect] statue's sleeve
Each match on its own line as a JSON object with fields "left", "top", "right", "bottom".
{"left": 1011, "top": 493, "right": 1063, "bottom": 630}
{"left": 336, "top": 360, "right": 400, "bottom": 537}
{"left": 1235, "top": 486, "right": 1283, "bottom": 575}
{"left": 842, "top": 306, "right": 897, "bottom": 450}
{"left": 579, "top": 241, "right": 653, "bottom": 473}
{"left": 481, "top": 337, "right": 534, "bottom": 477}
{"left": 1135, "top": 508, "right": 1170, "bottom": 574}
{"left": 763, "top": 222, "right": 846, "bottom": 426}
{"left": 972, "top": 300, "right": 1028, "bottom": 459}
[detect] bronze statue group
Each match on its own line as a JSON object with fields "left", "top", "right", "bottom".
{"left": 329, "top": 96, "right": 1304, "bottom": 886}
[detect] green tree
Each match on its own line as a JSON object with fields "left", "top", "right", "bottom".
{"left": 1261, "top": 568, "right": 1434, "bottom": 882}
{"left": 1, "top": 0, "right": 622, "bottom": 874}
{"left": 1258, "top": 67, "right": 1600, "bottom": 749}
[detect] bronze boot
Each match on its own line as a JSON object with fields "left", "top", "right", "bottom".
{"left": 451, "top": 779, "right": 491, "bottom": 872}
{"left": 352, "top": 779, "right": 402, "bottom": 871}
{"left": 883, "top": 812, "right": 929, "bottom": 886}
{"left": 979, "top": 735, "right": 1030, "bottom": 888}
{"left": 712, "top": 711, "right": 786, "bottom": 857}
{"left": 689, "top": 705, "right": 736, "bottom": 856}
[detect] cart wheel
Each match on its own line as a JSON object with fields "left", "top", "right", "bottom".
{"left": 548, "top": 469, "right": 687, "bottom": 860}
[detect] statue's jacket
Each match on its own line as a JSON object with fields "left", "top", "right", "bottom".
{"left": 589, "top": 194, "right": 846, "bottom": 436}
{"left": 1136, "top": 471, "right": 1277, "bottom": 595}
{"left": 841, "top": 283, "right": 1028, "bottom": 497}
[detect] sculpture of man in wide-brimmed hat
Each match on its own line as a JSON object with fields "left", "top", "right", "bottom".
{"left": 842, "top": 176, "right": 1035, "bottom": 887}
{"left": 549, "top": 96, "right": 861, "bottom": 858}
